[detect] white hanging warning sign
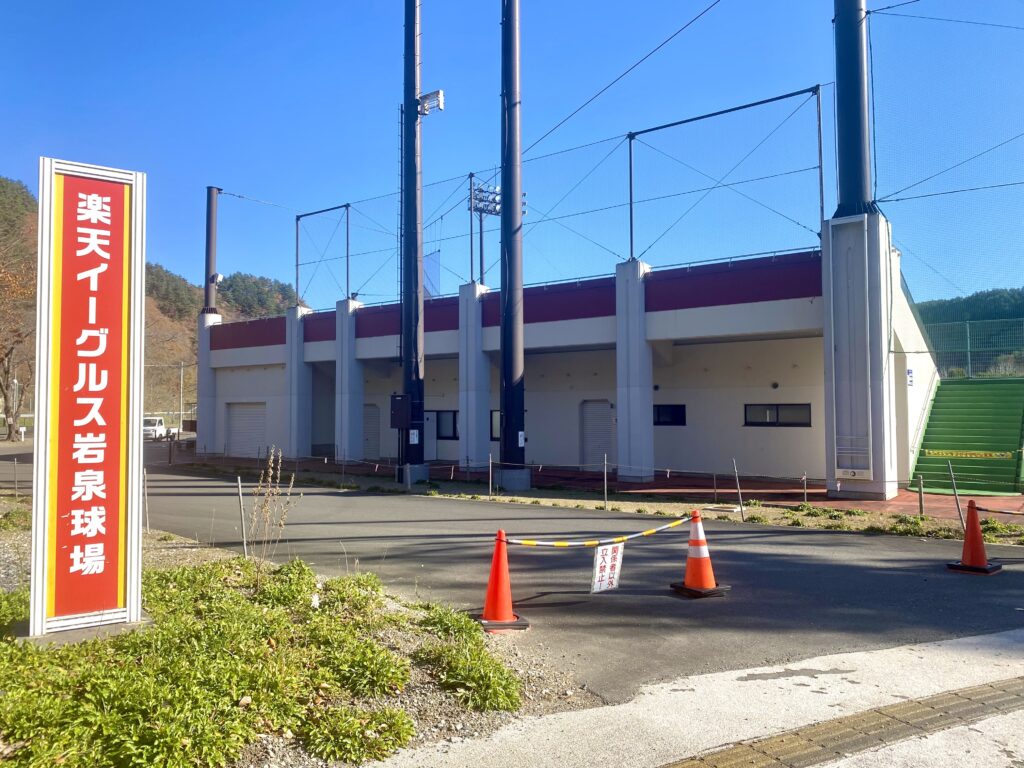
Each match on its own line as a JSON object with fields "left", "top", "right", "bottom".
{"left": 591, "top": 542, "right": 624, "bottom": 593}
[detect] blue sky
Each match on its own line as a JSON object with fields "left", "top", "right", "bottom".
{"left": 2, "top": 1, "right": 1022, "bottom": 309}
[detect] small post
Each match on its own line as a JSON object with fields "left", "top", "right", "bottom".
{"left": 917, "top": 474, "right": 925, "bottom": 517}
{"left": 603, "top": 453, "right": 609, "bottom": 511}
{"left": 965, "top": 321, "right": 972, "bottom": 378}
{"left": 13, "top": 457, "right": 18, "bottom": 500}
{"left": 733, "top": 458, "right": 745, "bottom": 521}
{"left": 948, "top": 460, "right": 965, "bottom": 530}
{"left": 802, "top": 472, "right": 808, "bottom": 505}
{"left": 143, "top": 467, "right": 150, "bottom": 534}
{"left": 488, "top": 453, "right": 493, "bottom": 498}
{"left": 713, "top": 472, "right": 718, "bottom": 504}
{"left": 237, "top": 476, "right": 249, "bottom": 558}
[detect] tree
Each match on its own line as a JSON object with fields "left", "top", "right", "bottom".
{"left": 0, "top": 177, "right": 37, "bottom": 439}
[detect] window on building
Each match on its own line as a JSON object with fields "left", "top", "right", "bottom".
{"left": 653, "top": 404, "right": 686, "bottom": 426}
{"left": 436, "top": 410, "right": 458, "bottom": 440}
{"left": 744, "top": 403, "right": 811, "bottom": 427}
{"left": 490, "top": 410, "right": 500, "bottom": 441}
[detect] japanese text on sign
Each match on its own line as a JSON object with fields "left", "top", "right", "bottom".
{"left": 591, "top": 542, "right": 624, "bottom": 593}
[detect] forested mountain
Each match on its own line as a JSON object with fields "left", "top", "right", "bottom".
{"left": 918, "top": 288, "right": 1024, "bottom": 324}
{"left": 146, "top": 264, "right": 299, "bottom": 322}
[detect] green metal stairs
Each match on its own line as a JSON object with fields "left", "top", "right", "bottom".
{"left": 912, "top": 378, "right": 1024, "bottom": 495}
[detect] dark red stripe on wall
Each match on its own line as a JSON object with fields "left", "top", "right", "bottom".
{"left": 355, "top": 296, "right": 459, "bottom": 338}
{"left": 645, "top": 251, "right": 821, "bottom": 313}
{"left": 482, "top": 277, "right": 616, "bottom": 327}
{"left": 213, "top": 252, "right": 822, "bottom": 346}
{"left": 210, "top": 316, "right": 286, "bottom": 350}
{"left": 303, "top": 311, "right": 336, "bottom": 342}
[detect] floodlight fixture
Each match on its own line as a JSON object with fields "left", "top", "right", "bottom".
{"left": 418, "top": 89, "right": 445, "bottom": 115}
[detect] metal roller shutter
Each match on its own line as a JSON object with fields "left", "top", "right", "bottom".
{"left": 226, "top": 402, "right": 266, "bottom": 458}
{"left": 363, "top": 404, "right": 381, "bottom": 460}
{"left": 580, "top": 399, "right": 614, "bottom": 469}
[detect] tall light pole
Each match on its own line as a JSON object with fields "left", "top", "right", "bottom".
{"left": 399, "top": 0, "right": 444, "bottom": 482}
{"left": 499, "top": 0, "right": 528, "bottom": 488}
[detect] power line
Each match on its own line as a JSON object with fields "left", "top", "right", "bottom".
{"left": 871, "top": 11, "right": 1024, "bottom": 31}
{"left": 880, "top": 179, "right": 1024, "bottom": 203}
{"left": 878, "top": 128, "right": 1024, "bottom": 200}
{"left": 635, "top": 139, "right": 819, "bottom": 236}
{"left": 869, "top": 0, "right": 921, "bottom": 12}
{"left": 638, "top": 93, "right": 815, "bottom": 258}
{"left": 522, "top": 0, "right": 724, "bottom": 156}
{"left": 524, "top": 137, "right": 627, "bottom": 235}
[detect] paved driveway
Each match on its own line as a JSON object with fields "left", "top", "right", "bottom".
{"left": 143, "top": 464, "right": 1024, "bottom": 704}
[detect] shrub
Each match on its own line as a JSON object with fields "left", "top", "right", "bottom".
{"left": 419, "top": 604, "right": 483, "bottom": 645}
{"left": 255, "top": 558, "right": 318, "bottom": 610}
{"left": 888, "top": 515, "right": 925, "bottom": 536}
{"left": 413, "top": 640, "right": 521, "bottom": 711}
{"left": 302, "top": 706, "right": 414, "bottom": 763}
{"left": 844, "top": 508, "right": 867, "bottom": 517}
{"left": 322, "top": 638, "right": 410, "bottom": 697}
{"left": 802, "top": 507, "right": 827, "bottom": 518}
{"left": 821, "top": 521, "right": 850, "bottom": 531}
{"left": 0, "top": 587, "right": 28, "bottom": 637}
{"left": 746, "top": 514, "right": 769, "bottom": 524}
{"left": 789, "top": 518, "right": 806, "bottom": 527}
{"left": 746, "top": 499, "right": 762, "bottom": 508}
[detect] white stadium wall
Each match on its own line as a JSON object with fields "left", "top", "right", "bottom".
{"left": 653, "top": 337, "right": 826, "bottom": 479}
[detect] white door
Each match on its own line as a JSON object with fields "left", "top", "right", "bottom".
{"left": 423, "top": 411, "right": 438, "bottom": 461}
{"left": 363, "top": 404, "right": 380, "bottom": 460}
{"left": 580, "top": 399, "right": 614, "bottom": 469}
{"left": 226, "top": 402, "right": 266, "bottom": 458}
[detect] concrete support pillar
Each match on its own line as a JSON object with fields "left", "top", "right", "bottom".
{"left": 196, "top": 312, "right": 221, "bottom": 455}
{"left": 286, "top": 306, "right": 312, "bottom": 460}
{"left": 823, "top": 212, "right": 898, "bottom": 499}
{"left": 335, "top": 298, "right": 364, "bottom": 463}
{"left": 458, "top": 282, "right": 490, "bottom": 471}
{"left": 615, "top": 259, "right": 654, "bottom": 482}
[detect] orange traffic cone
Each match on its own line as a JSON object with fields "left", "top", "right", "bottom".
{"left": 948, "top": 501, "right": 1002, "bottom": 575}
{"left": 671, "top": 510, "right": 731, "bottom": 598}
{"left": 471, "top": 530, "right": 530, "bottom": 631}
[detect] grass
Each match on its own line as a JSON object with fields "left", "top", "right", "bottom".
{"left": 0, "top": 559, "right": 522, "bottom": 766}
{"left": 414, "top": 605, "right": 521, "bottom": 711}
{"left": 0, "top": 497, "right": 31, "bottom": 532}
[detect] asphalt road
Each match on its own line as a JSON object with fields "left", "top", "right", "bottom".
{"left": 141, "top": 457, "right": 1024, "bottom": 704}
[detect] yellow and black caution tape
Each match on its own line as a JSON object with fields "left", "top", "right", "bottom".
{"left": 505, "top": 516, "right": 691, "bottom": 548}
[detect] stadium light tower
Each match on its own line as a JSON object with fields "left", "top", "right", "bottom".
{"left": 398, "top": 0, "right": 445, "bottom": 484}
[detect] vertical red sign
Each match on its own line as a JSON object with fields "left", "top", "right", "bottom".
{"left": 48, "top": 174, "right": 131, "bottom": 618}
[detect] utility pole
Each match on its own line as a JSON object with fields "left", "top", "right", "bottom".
{"left": 178, "top": 361, "right": 184, "bottom": 430}
{"left": 498, "top": 0, "right": 529, "bottom": 489}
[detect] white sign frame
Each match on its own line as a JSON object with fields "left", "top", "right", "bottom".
{"left": 29, "top": 158, "right": 146, "bottom": 636}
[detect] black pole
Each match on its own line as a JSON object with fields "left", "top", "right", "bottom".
{"left": 345, "top": 204, "right": 351, "bottom": 298}
{"left": 500, "top": 0, "right": 525, "bottom": 466}
{"left": 468, "top": 173, "right": 475, "bottom": 282}
{"left": 627, "top": 133, "right": 635, "bottom": 261}
{"left": 833, "top": 0, "right": 877, "bottom": 216}
{"left": 815, "top": 85, "right": 826, "bottom": 227}
{"left": 401, "top": 0, "right": 425, "bottom": 467}
{"left": 203, "top": 186, "right": 221, "bottom": 312}
{"left": 294, "top": 215, "right": 301, "bottom": 306}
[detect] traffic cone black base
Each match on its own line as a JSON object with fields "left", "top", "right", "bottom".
{"left": 468, "top": 611, "right": 531, "bottom": 632}
{"left": 670, "top": 582, "right": 731, "bottom": 599}
{"left": 947, "top": 561, "right": 1002, "bottom": 575}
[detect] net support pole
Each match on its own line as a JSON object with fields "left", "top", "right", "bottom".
{"left": 948, "top": 460, "right": 965, "bottom": 530}
{"left": 733, "top": 458, "right": 745, "bottom": 521}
